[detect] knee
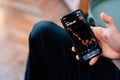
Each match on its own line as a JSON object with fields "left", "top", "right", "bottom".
{"left": 29, "top": 20, "right": 56, "bottom": 41}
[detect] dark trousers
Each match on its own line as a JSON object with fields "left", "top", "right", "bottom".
{"left": 24, "top": 21, "right": 120, "bottom": 80}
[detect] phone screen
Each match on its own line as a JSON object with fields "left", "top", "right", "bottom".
{"left": 61, "top": 9, "right": 102, "bottom": 61}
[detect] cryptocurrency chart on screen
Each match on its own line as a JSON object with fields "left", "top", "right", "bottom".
{"left": 61, "top": 9, "right": 101, "bottom": 61}
{"left": 67, "top": 27, "right": 96, "bottom": 47}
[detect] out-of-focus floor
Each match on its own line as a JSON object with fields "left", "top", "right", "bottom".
{"left": 0, "top": 0, "right": 70, "bottom": 80}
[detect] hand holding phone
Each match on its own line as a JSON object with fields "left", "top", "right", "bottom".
{"left": 61, "top": 9, "right": 102, "bottom": 61}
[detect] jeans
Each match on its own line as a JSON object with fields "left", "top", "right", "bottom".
{"left": 24, "top": 21, "right": 120, "bottom": 80}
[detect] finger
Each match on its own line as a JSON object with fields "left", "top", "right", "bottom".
{"left": 100, "top": 12, "right": 118, "bottom": 32}
{"left": 76, "top": 54, "right": 80, "bottom": 60}
{"left": 72, "top": 46, "right": 76, "bottom": 52}
{"left": 89, "top": 56, "right": 99, "bottom": 66}
{"left": 91, "top": 27, "right": 104, "bottom": 41}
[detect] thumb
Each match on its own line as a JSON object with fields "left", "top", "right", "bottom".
{"left": 89, "top": 55, "right": 99, "bottom": 66}
{"left": 100, "top": 12, "right": 118, "bottom": 32}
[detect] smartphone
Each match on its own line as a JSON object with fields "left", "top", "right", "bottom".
{"left": 61, "top": 9, "right": 102, "bottom": 61}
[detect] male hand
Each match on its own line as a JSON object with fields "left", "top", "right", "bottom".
{"left": 72, "top": 12, "right": 120, "bottom": 65}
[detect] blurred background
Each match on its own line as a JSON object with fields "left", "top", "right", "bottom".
{"left": 0, "top": 0, "right": 79, "bottom": 80}
{"left": 0, "top": 0, "right": 120, "bottom": 80}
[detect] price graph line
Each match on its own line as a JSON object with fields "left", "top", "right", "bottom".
{"left": 67, "top": 27, "right": 96, "bottom": 47}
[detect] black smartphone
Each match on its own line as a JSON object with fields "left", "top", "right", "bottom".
{"left": 61, "top": 9, "right": 102, "bottom": 61}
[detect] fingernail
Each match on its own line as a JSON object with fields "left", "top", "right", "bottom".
{"left": 101, "top": 12, "right": 112, "bottom": 18}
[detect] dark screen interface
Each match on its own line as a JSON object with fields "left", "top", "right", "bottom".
{"left": 66, "top": 23, "right": 97, "bottom": 56}
{"left": 61, "top": 10, "right": 101, "bottom": 61}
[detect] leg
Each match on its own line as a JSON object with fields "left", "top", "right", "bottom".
{"left": 88, "top": 57, "right": 120, "bottom": 80}
{"left": 24, "top": 21, "right": 79, "bottom": 80}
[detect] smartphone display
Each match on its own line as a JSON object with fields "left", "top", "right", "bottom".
{"left": 61, "top": 9, "right": 102, "bottom": 61}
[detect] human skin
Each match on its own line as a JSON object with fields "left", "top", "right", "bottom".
{"left": 72, "top": 12, "right": 120, "bottom": 65}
